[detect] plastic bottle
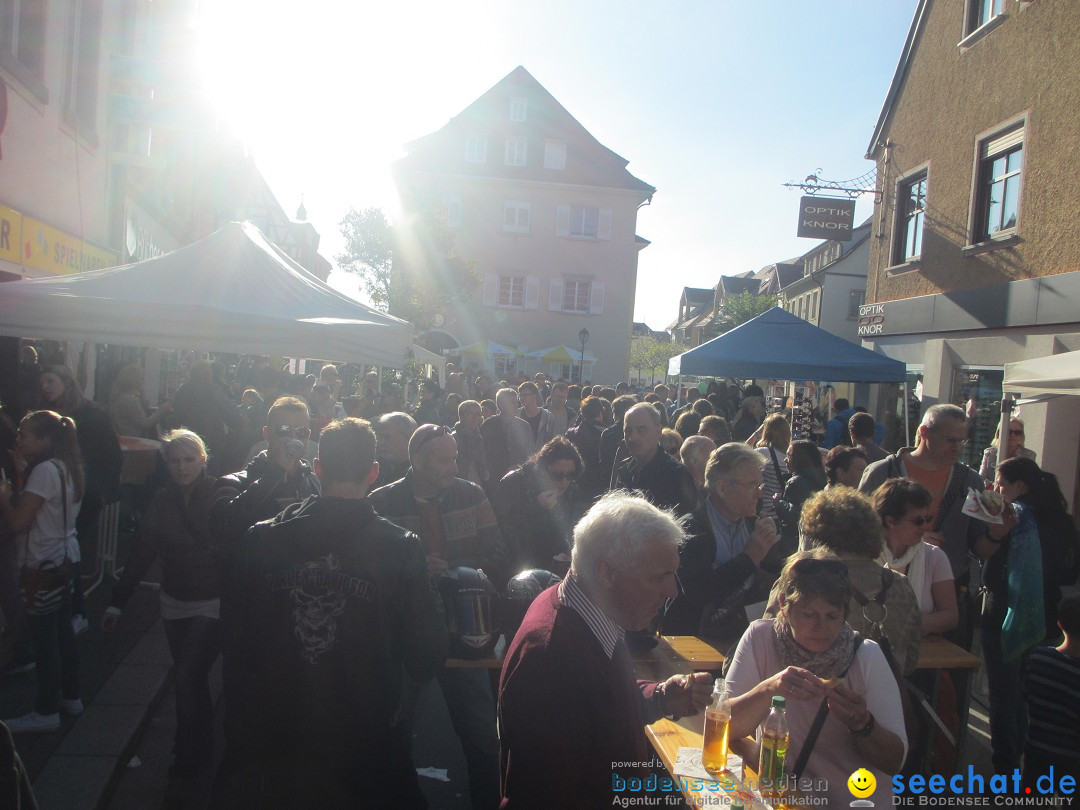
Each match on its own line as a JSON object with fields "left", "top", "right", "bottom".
{"left": 701, "top": 678, "right": 732, "bottom": 774}
{"left": 757, "top": 695, "right": 790, "bottom": 801}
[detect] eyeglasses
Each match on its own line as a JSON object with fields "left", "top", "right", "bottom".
{"left": 1008, "top": 429, "right": 1024, "bottom": 437}
{"left": 663, "top": 571, "right": 685, "bottom": 616}
{"left": 905, "top": 514, "right": 934, "bottom": 527}
{"left": 726, "top": 478, "right": 763, "bottom": 491}
{"left": 410, "top": 424, "right": 452, "bottom": 455}
{"left": 790, "top": 558, "right": 849, "bottom": 577}
{"left": 547, "top": 470, "right": 577, "bottom": 482}
{"left": 274, "top": 425, "right": 312, "bottom": 440}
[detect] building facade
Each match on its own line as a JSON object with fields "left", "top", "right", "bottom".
{"left": 861, "top": 0, "right": 1080, "bottom": 509}
{"left": 392, "top": 66, "right": 654, "bottom": 383}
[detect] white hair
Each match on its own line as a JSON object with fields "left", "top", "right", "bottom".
{"left": 571, "top": 491, "right": 683, "bottom": 586}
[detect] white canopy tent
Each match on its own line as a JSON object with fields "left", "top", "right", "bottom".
{"left": 1003, "top": 349, "right": 1080, "bottom": 397}
{"left": 0, "top": 221, "right": 414, "bottom": 367}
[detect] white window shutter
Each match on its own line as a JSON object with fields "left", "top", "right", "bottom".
{"left": 556, "top": 206, "right": 570, "bottom": 237}
{"left": 549, "top": 278, "right": 564, "bottom": 311}
{"left": 597, "top": 209, "right": 612, "bottom": 241}
{"left": 589, "top": 281, "right": 605, "bottom": 314}
{"left": 483, "top": 273, "right": 498, "bottom": 307}
{"left": 524, "top": 276, "right": 540, "bottom": 310}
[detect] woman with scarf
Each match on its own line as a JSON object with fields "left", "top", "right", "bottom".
{"left": 980, "top": 457, "right": 1066, "bottom": 773}
{"left": 726, "top": 549, "right": 906, "bottom": 807}
{"left": 874, "top": 478, "right": 958, "bottom": 635}
{"left": 102, "top": 430, "right": 221, "bottom": 804}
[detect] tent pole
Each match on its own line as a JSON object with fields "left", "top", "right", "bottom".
{"left": 903, "top": 379, "right": 910, "bottom": 447}
{"left": 997, "top": 396, "right": 1014, "bottom": 475}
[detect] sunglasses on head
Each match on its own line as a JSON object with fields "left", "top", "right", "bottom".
{"left": 274, "top": 425, "right": 312, "bottom": 440}
{"left": 411, "top": 424, "right": 452, "bottom": 455}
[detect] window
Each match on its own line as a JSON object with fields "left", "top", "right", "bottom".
{"left": 809, "top": 290, "right": 819, "bottom": 322}
{"left": 894, "top": 171, "right": 927, "bottom": 262}
{"left": 63, "top": 0, "right": 104, "bottom": 137}
{"left": 974, "top": 125, "right": 1023, "bottom": 241}
{"left": 848, "top": 289, "right": 865, "bottom": 319}
{"left": 570, "top": 208, "right": 598, "bottom": 239}
{"left": 1, "top": 0, "right": 46, "bottom": 95}
{"left": 444, "top": 194, "right": 462, "bottom": 229}
{"left": 465, "top": 135, "right": 487, "bottom": 163}
{"left": 505, "top": 137, "right": 527, "bottom": 166}
{"left": 502, "top": 201, "right": 530, "bottom": 234}
{"left": 544, "top": 139, "right": 566, "bottom": 170}
{"left": 968, "top": 0, "right": 1005, "bottom": 33}
{"left": 563, "top": 280, "right": 592, "bottom": 313}
{"left": 509, "top": 97, "right": 527, "bottom": 122}
{"left": 498, "top": 276, "right": 525, "bottom": 308}
{"left": 494, "top": 354, "right": 516, "bottom": 378}
{"left": 556, "top": 206, "right": 612, "bottom": 240}
{"left": 549, "top": 277, "right": 604, "bottom": 314}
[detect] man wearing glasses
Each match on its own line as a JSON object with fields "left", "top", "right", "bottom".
{"left": 859, "top": 403, "right": 1010, "bottom": 650}
{"left": 665, "top": 443, "right": 779, "bottom": 641}
{"left": 212, "top": 396, "right": 323, "bottom": 553}
{"left": 369, "top": 423, "right": 508, "bottom": 810}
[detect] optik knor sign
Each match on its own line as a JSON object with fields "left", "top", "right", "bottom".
{"left": 858, "top": 304, "right": 886, "bottom": 336}
{"left": 797, "top": 197, "right": 856, "bottom": 241}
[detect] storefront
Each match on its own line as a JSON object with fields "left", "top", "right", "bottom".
{"left": 862, "top": 269, "right": 1080, "bottom": 512}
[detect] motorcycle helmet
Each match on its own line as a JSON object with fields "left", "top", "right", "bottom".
{"left": 501, "top": 569, "right": 562, "bottom": 643}
{"left": 439, "top": 567, "right": 500, "bottom": 659}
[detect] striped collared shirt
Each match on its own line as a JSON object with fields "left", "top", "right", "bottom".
{"left": 558, "top": 573, "right": 625, "bottom": 659}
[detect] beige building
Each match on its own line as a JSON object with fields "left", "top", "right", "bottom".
{"left": 393, "top": 66, "right": 654, "bottom": 383}
{"left": 861, "top": 0, "right": 1080, "bottom": 509}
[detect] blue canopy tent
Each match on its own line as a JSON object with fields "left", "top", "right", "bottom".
{"left": 667, "top": 307, "right": 909, "bottom": 440}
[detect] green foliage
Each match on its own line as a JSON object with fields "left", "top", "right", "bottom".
{"left": 629, "top": 335, "right": 678, "bottom": 384}
{"left": 704, "top": 291, "right": 774, "bottom": 340}
{"left": 335, "top": 201, "right": 479, "bottom": 330}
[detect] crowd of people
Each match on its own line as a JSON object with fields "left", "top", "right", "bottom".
{"left": 1, "top": 349, "right": 1078, "bottom": 808}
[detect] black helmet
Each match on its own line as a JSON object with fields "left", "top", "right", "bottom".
{"left": 501, "top": 569, "right": 562, "bottom": 643}
{"left": 439, "top": 567, "right": 500, "bottom": 659}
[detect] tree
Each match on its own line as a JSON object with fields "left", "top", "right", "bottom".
{"left": 336, "top": 201, "right": 479, "bottom": 330}
{"left": 336, "top": 207, "right": 394, "bottom": 310}
{"left": 629, "top": 336, "right": 679, "bottom": 385}
{"left": 704, "top": 291, "right": 775, "bottom": 340}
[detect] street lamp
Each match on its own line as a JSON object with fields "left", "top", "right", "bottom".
{"left": 578, "top": 328, "right": 590, "bottom": 384}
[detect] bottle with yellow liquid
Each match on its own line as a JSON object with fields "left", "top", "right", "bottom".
{"left": 757, "top": 695, "right": 790, "bottom": 804}
{"left": 701, "top": 678, "right": 731, "bottom": 774}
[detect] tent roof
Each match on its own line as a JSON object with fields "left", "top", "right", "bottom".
{"left": 0, "top": 221, "right": 414, "bottom": 367}
{"left": 1003, "top": 350, "right": 1080, "bottom": 396}
{"left": 667, "top": 306, "right": 906, "bottom": 383}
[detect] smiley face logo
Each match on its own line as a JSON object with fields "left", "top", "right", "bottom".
{"left": 848, "top": 768, "right": 876, "bottom": 798}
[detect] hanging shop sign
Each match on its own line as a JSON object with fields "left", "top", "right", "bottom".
{"left": 797, "top": 196, "right": 856, "bottom": 241}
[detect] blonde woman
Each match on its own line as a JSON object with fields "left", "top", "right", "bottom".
{"left": 754, "top": 414, "right": 791, "bottom": 519}
{"left": 979, "top": 418, "right": 1036, "bottom": 483}
{"left": 103, "top": 430, "right": 220, "bottom": 798}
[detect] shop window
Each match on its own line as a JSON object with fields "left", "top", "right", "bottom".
{"left": 951, "top": 368, "right": 1003, "bottom": 469}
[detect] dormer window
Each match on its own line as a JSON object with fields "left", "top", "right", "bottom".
{"left": 510, "top": 98, "right": 527, "bottom": 122}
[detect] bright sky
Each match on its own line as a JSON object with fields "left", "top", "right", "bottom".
{"left": 195, "top": 0, "right": 920, "bottom": 331}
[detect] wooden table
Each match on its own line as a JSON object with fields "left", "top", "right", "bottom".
{"left": 662, "top": 635, "right": 730, "bottom": 671}
{"left": 913, "top": 634, "right": 981, "bottom": 772}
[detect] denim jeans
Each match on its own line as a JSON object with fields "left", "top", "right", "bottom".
{"left": 163, "top": 617, "right": 221, "bottom": 778}
{"left": 434, "top": 667, "right": 500, "bottom": 810}
{"left": 981, "top": 627, "right": 1026, "bottom": 773}
{"left": 29, "top": 598, "right": 79, "bottom": 715}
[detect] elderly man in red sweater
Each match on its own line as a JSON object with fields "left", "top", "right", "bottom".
{"left": 498, "top": 491, "right": 714, "bottom": 809}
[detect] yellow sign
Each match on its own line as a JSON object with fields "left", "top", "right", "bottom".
{"left": 20, "top": 215, "right": 117, "bottom": 275}
{"left": 848, "top": 768, "right": 876, "bottom": 799}
{"left": 0, "top": 204, "right": 21, "bottom": 265}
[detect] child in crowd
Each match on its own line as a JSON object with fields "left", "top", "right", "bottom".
{"left": 1022, "top": 593, "right": 1080, "bottom": 791}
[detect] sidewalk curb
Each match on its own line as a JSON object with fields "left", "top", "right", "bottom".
{"left": 31, "top": 619, "right": 173, "bottom": 810}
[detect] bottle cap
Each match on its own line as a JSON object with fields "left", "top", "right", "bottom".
{"left": 771, "top": 695, "right": 786, "bottom": 709}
